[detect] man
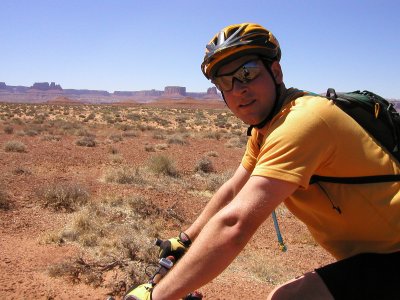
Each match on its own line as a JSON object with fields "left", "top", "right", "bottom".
{"left": 126, "top": 23, "right": 400, "bottom": 299}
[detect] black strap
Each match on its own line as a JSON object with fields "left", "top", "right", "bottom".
{"left": 310, "top": 174, "right": 400, "bottom": 184}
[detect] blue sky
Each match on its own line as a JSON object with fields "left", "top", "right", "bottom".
{"left": 1, "top": 0, "right": 399, "bottom": 98}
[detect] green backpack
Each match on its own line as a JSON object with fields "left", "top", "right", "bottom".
{"left": 310, "top": 88, "right": 400, "bottom": 184}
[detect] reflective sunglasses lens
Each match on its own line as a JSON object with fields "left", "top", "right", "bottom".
{"left": 212, "top": 60, "right": 260, "bottom": 92}
{"left": 235, "top": 66, "right": 260, "bottom": 83}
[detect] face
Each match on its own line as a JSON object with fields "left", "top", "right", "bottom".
{"left": 215, "top": 55, "right": 282, "bottom": 125}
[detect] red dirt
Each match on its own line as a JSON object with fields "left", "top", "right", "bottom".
{"left": 0, "top": 101, "right": 334, "bottom": 299}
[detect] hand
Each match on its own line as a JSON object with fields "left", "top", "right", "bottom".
{"left": 124, "top": 283, "right": 153, "bottom": 300}
{"left": 157, "top": 232, "right": 192, "bottom": 260}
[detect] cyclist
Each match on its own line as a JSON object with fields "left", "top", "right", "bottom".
{"left": 126, "top": 23, "right": 400, "bottom": 299}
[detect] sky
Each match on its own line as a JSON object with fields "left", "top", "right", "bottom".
{"left": 1, "top": 0, "right": 399, "bottom": 98}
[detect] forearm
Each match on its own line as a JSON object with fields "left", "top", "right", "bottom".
{"left": 184, "top": 165, "right": 250, "bottom": 241}
{"left": 184, "top": 181, "right": 235, "bottom": 240}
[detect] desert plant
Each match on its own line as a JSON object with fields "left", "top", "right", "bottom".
{"left": 38, "top": 182, "right": 90, "bottom": 212}
{"left": 167, "top": 134, "right": 187, "bottom": 145}
{"left": 225, "top": 136, "right": 247, "bottom": 148}
{"left": 4, "top": 140, "right": 27, "bottom": 152}
{"left": 109, "top": 134, "right": 123, "bottom": 143}
{"left": 144, "top": 145, "right": 156, "bottom": 152}
{"left": 122, "top": 130, "right": 139, "bottom": 138}
{"left": 194, "top": 157, "right": 215, "bottom": 173}
{"left": 12, "top": 166, "right": 31, "bottom": 175}
{"left": 41, "top": 134, "right": 61, "bottom": 141}
{"left": 104, "top": 167, "right": 144, "bottom": 185}
{"left": 205, "top": 171, "right": 233, "bottom": 192}
{"left": 154, "top": 143, "right": 168, "bottom": 151}
{"left": 205, "top": 151, "right": 219, "bottom": 157}
{"left": 147, "top": 154, "right": 178, "bottom": 177}
{"left": 3, "top": 126, "right": 13, "bottom": 134}
{"left": 0, "top": 190, "right": 11, "bottom": 210}
{"left": 76, "top": 136, "right": 96, "bottom": 147}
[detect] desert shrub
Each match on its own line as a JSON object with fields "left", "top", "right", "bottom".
{"left": 122, "top": 130, "right": 139, "bottom": 138}
{"left": 11, "top": 117, "right": 24, "bottom": 125}
{"left": 144, "top": 145, "right": 156, "bottom": 152}
{"left": 104, "top": 167, "right": 144, "bottom": 185}
{"left": 117, "top": 124, "right": 133, "bottom": 131}
{"left": 0, "top": 190, "right": 11, "bottom": 210}
{"left": 12, "top": 166, "right": 32, "bottom": 175}
{"left": 38, "top": 182, "right": 90, "bottom": 212}
{"left": 41, "top": 134, "right": 61, "bottom": 141}
{"left": 3, "top": 126, "right": 13, "bottom": 134}
{"left": 154, "top": 143, "right": 168, "bottom": 151}
{"left": 203, "top": 131, "right": 222, "bottom": 140}
{"left": 205, "top": 151, "right": 219, "bottom": 157}
{"left": 109, "top": 134, "right": 123, "bottom": 143}
{"left": 75, "top": 128, "right": 95, "bottom": 137}
{"left": 24, "top": 129, "right": 39, "bottom": 136}
{"left": 167, "top": 134, "right": 187, "bottom": 145}
{"left": 4, "top": 140, "right": 27, "bottom": 152}
{"left": 147, "top": 154, "right": 178, "bottom": 177}
{"left": 152, "top": 133, "right": 166, "bottom": 140}
{"left": 225, "top": 136, "right": 247, "bottom": 148}
{"left": 138, "top": 124, "right": 154, "bottom": 131}
{"left": 45, "top": 197, "right": 172, "bottom": 294}
{"left": 205, "top": 171, "right": 233, "bottom": 192}
{"left": 109, "top": 154, "right": 124, "bottom": 164}
{"left": 76, "top": 136, "right": 96, "bottom": 147}
{"left": 108, "top": 146, "right": 119, "bottom": 154}
{"left": 194, "top": 157, "right": 215, "bottom": 174}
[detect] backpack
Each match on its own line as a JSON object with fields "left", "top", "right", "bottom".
{"left": 310, "top": 88, "right": 400, "bottom": 184}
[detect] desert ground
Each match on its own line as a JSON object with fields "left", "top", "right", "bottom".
{"left": 0, "top": 99, "right": 334, "bottom": 299}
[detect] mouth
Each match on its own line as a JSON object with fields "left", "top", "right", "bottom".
{"left": 239, "top": 100, "right": 256, "bottom": 108}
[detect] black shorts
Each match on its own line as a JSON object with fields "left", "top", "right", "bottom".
{"left": 315, "top": 251, "right": 400, "bottom": 300}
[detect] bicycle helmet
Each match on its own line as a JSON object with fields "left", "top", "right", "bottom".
{"left": 201, "top": 23, "right": 281, "bottom": 80}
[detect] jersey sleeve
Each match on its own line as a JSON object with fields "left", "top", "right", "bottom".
{"left": 252, "top": 98, "right": 336, "bottom": 188}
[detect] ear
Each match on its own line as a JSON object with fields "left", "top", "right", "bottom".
{"left": 270, "top": 61, "right": 283, "bottom": 84}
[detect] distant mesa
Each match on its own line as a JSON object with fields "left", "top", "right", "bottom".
{"left": 0, "top": 82, "right": 222, "bottom": 104}
{"left": 31, "top": 82, "right": 62, "bottom": 91}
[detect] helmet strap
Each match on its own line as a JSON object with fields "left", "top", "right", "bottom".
{"left": 246, "top": 62, "right": 283, "bottom": 136}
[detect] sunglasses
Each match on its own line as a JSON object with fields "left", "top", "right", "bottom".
{"left": 212, "top": 60, "right": 261, "bottom": 92}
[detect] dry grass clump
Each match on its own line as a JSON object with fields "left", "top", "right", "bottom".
{"left": 3, "top": 125, "right": 14, "bottom": 134}
{"left": 225, "top": 136, "right": 247, "bottom": 148}
{"left": 109, "top": 134, "right": 123, "bottom": 143}
{"left": 12, "top": 166, "right": 32, "bottom": 175}
{"left": 122, "top": 130, "right": 139, "bottom": 138}
{"left": 154, "top": 143, "right": 169, "bottom": 151}
{"left": 4, "top": 140, "right": 27, "bottom": 152}
{"left": 147, "top": 154, "right": 178, "bottom": 177}
{"left": 104, "top": 166, "right": 145, "bottom": 185}
{"left": 205, "top": 171, "right": 233, "bottom": 192}
{"left": 144, "top": 144, "right": 156, "bottom": 152}
{"left": 45, "top": 195, "right": 180, "bottom": 296}
{"left": 167, "top": 134, "right": 188, "bottom": 145}
{"left": 203, "top": 131, "right": 222, "bottom": 140}
{"left": 194, "top": 157, "right": 215, "bottom": 174}
{"left": 76, "top": 136, "right": 96, "bottom": 147}
{"left": 38, "top": 182, "right": 90, "bottom": 212}
{"left": 0, "top": 190, "right": 11, "bottom": 210}
{"left": 41, "top": 134, "right": 61, "bottom": 142}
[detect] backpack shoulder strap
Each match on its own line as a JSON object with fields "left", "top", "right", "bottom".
{"left": 310, "top": 174, "right": 400, "bottom": 185}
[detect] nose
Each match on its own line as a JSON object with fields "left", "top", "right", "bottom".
{"left": 230, "top": 78, "right": 248, "bottom": 95}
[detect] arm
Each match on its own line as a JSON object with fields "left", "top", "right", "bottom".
{"left": 152, "top": 175, "right": 298, "bottom": 299}
{"left": 184, "top": 164, "right": 250, "bottom": 241}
